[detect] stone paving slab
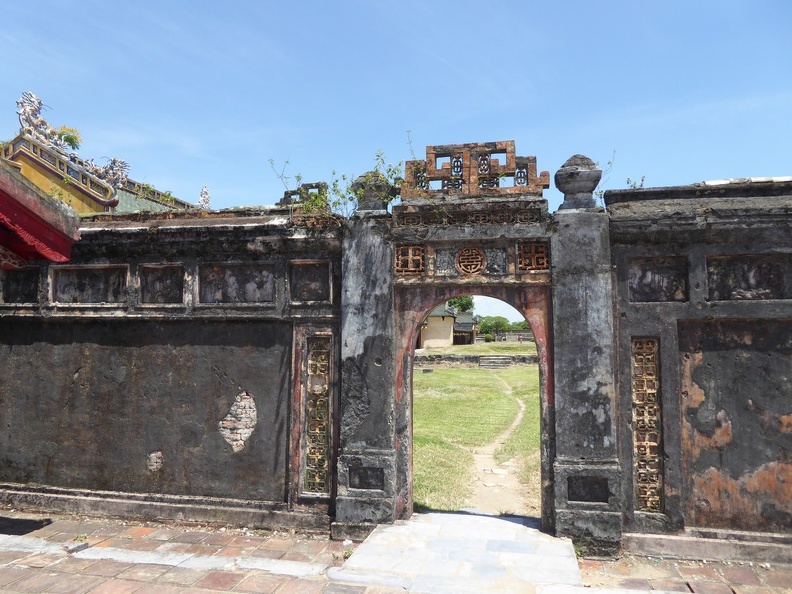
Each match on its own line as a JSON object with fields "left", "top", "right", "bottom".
{"left": 329, "top": 513, "right": 582, "bottom": 593}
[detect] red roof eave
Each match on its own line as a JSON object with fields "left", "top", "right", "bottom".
{"left": 0, "top": 162, "right": 81, "bottom": 264}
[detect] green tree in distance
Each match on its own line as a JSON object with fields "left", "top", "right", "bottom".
{"left": 448, "top": 295, "right": 474, "bottom": 313}
{"left": 477, "top": 316, "right": 510, "bottom": 336}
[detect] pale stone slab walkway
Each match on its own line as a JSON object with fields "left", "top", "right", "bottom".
{"left": 329, "top": 512, "right": 584, "bottom": 593}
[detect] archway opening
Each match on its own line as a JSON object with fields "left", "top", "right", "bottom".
{"left": 411, "top": 294, "right": 543, "bottom": 519}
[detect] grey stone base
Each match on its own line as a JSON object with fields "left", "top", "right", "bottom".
{"left": 334, "top": 495, "right": 395, "bottom": 525}
{"left": 0, "top": 483, "right": 329, "bottom": 532}
{"left": 555, "top": 509, "right": 622, "bottom": 556}
{"left": 330, "top": 521, "right": 377, "bottom": 542}
{"left": 624, "top": 531, "right": 792, "bottom": 564}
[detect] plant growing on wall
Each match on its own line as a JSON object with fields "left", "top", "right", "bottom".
{"left": 55, "top": 126, "right": 82, "bottom": 150}
{"left": 269, "top": 150, "right": 403, "bottom": 218}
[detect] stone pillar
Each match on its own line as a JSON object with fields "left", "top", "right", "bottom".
{"left": 551, "top": 156, "right": 623, "bottom": 554}
{"left": 332, "top": 173, "right": 398, "bottom": 540}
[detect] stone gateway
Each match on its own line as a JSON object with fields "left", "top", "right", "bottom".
{"left": 1, "top": 141, "right": 791, "bottom": 554}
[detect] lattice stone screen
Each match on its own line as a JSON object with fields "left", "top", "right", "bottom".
{"left": 518, "top": 242, "right": 550, "bottom": 271}
{"left": 304, "top": 336, "right": 331, "bottom": 495}
{"left": 631, "top": 338, "right": 663, "bottom": 512}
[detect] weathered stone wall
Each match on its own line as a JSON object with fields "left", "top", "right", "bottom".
{"left": 607, "top": 181, "right": 792, "bottom": 536}
{"left": 0, "top": 318, "right": 290, "bottom": 501}
{"left": 0, "top": 208, "right": 342, "bottom": 528}
{"left": 3, "top": 144, "right": 790, "bottom": 550}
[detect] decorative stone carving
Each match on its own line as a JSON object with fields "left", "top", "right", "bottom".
{"left": 140, "top": 265, "right": 184, "bottom": 304}
{"left": 401, "top": 141, "right": 549, "bottom": 198}
{"left": 632, "top": 338, "right": 663, "bottom": 512}
{"left": 455, "top": 248, "right": 487, "bottom": 275}
{"left": 290, "top": 262, "right": 331, "bottom": 302}
{"left": 555, "top": 155, "right": 602, "bottom": 210}
{"left": 518, "top": 242, "right": 550, "bottom": 271}
{"left": 0, "top": 245, "right": 27, "bottom": 271}
{"left": 707, "top": 255, "right": 792, "bottom": 300}
{"left": 199, "top": 264, "right": 274, "bottom": 304}
{"left": 16, "top": 92, "right": 129, "bottom": 189}
{"left": 199, "top": 186, "right": 211, "bottom": 210}
{"left": 628, "top": 257, "right": 688, "bottom": 302}
{"left": 352, "top": 171, "right": 394, "bottom": 212}
{"left": 304, "top": 336, "right": 331, "bottom": 494}
{"left": 53, "top": 267, "right": 128, "bottom": 304}
{"left": 395, "top": 246, "right": 425, "bottom": 275}
{"left": 393, "top": 206, "right": 542, "bottom": 227}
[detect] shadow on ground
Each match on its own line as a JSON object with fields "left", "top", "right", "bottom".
{"left": 412, "top": 505, "right": 542, "bottom": 530}
{"left": 0, "top": 516, "right": 52, "bottom": 535}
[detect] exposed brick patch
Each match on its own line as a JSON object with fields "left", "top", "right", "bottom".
{"left": 146, "top": 451, "right": 163, "bottom": 472}
{"left": 219, "top": 391, "right": 257, "bottom": 452}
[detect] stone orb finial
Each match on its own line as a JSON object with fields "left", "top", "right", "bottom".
{"left": 555, "top": 154, "right": 602, "bottom": 210}
{"left": 352, "top": 170, "right": 395, "bottom": 213}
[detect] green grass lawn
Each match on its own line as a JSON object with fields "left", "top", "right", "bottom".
{"left": 412, "top": 364, "right": 541, "bottom": 511}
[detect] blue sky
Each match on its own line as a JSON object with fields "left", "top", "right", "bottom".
{"left": 3, "top": 1, "right": 790, "bottom": 320}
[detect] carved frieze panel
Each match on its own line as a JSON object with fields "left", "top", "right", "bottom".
{"left": 434, "top": 247, "right": 508, "bottom": 278}
{"left": 199, "top": 264, "right": 274, "bottom": 304}
{"left": 393, "top": 204, "right": 543, "bottom": 227}
{"left": 518, "top": 242, "right": 550, "bottom": 271}
{"left": 2, "top": 268, "right": 39, "bottom": 303}
{"left": 484, "top": 248, "right": 508, "bottom": 274}
{"left": 628, "top": 257, "right": 688, "bottom": 302}
{"left": 707, "top": 254, "right": 792, "bottom": 300}
{"left": 394, "top": 241, "right": 549, "bottom": 283}
{"left": 400, "top": 141, "right": 550, "bottom": 198}
{"left": 632, "top": 338, "right": 663, "bottom": 512}
{"left": 455, "top": 248, "right": 486, "bottom": 275}
{"left": 304, "top": 335, "right": 331, "bottom": 495}
{"left": 290, "top": 261, "right": 331, "bottom": 303}
{"left": 395, "top": 246, "right": 425, "bottom": 276}
{"left": 0, "top": 245, "right": 26, "bottom": 270}
{"left": 53, "top": 267, "right": 128, "bottom": 304}
{"left": 140, "top": 265, "right": 184, "bottom": 304}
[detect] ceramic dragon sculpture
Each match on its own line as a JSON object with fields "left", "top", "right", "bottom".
{"left": 15, "top": 91, "right": 130, "bottom": 189}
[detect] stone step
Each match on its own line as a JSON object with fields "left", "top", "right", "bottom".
{"left": 479, "top": 355, "right": 512, "bottom": 368}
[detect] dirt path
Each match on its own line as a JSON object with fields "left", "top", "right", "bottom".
{"left": 466, "top": 376, "right": 541, "bottom": 516}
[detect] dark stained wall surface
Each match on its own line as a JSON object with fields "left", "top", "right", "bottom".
{"left": 679, "top": 319, "right": 792, "bottom": 532}
{"left": 608, "top": 181, "right": 792, "bottom": 536}
{"left": 0, "top": 319, "right": 291, "bottom": 502}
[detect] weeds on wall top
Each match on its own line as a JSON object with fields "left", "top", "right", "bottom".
{"left": 594, "top": 151, "right": 646, "bottom": 205}
{"left": 269, "top": 150, "right": 403, "bottom": 218}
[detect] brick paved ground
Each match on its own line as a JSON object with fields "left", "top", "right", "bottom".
{"left": 1, "top": 507, "right": 791, "bottom": 593}
{"left": 580, "top": 554, "right": 792, "bottom": 593}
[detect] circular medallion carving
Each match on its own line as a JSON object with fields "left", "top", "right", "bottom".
{"left": 455, "top": 248, "right": 486, "bottom": 275}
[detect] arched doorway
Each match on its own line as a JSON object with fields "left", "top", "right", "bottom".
{"left": 411, "top": 294, "right": 543, "bottom": 518}
{"left": 392, "top": 284, "right": 554, "bottom": 531}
